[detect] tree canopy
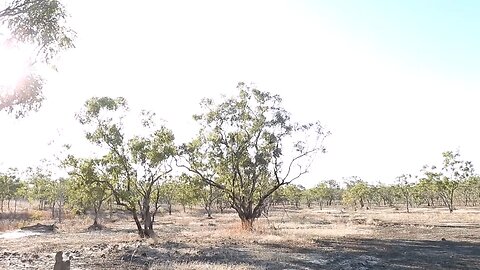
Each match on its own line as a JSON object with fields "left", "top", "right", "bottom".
{"left": 0, "top": 0, "right": 75, "bottom": 117}
{"left": 179, "top": 82, "right": 329, "bottom": 229}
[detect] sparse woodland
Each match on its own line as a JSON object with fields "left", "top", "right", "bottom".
{"left": 2, "top": 1, "right": 480, "bottom": 269}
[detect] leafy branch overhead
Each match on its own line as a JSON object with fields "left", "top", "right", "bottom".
{"left": 0, "top": 0, "right": 75, "bottom": 117}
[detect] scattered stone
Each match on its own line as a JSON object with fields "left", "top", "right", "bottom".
{"left": 53, "top": 251, "right": 70, "bottom": 270}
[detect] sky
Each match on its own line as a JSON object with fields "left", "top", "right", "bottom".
{"left": 1, "top": 0, "right": 479, "bottom": 187}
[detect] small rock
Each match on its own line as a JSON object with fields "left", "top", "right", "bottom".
{"left": 441, "top": 238, "right": 447, "bottom": 241}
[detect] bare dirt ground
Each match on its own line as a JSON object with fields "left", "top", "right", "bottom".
{"left": 1, "top": 207, "right": 479, "bottom": 269}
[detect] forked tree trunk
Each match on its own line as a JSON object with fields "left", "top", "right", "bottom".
{"left": 240, "top": 217, "right": 254, "bottom": 231}
{"left": 205, "top": 202, "right": 212, "bottom": 218}
{"left": 142, "top": 198, "right": 155, "bottom": 237}
{"left": 93, "top": 205, "right": 100, "bottom": 227}
{"left": 132, "top": 211, "right": 145, "bottom": 238}
{"left": 143, "top": 215, "right": 154, "bottom": 237}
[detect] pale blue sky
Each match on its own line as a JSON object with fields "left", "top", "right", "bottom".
{"left": 1, "top": 0, "right": 479, "bottom": 187}
{"left": 313, "top": 0, "right": 480, "bottom": 78}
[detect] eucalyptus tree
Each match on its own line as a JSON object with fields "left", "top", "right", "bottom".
{"left": 458, "top": 175, "right": 480, "bottom": 206}
{"left": 77, "top": 97, "right": 177, "bottom": 238}
{"left": 175, "top": 174, "right": 200, "bottom": 212}
{"left": 283, "top": 184, "right": 304, "bottom": 208}
{"left": 0, "top": 169, "right": 18, "bottom": 212}
{"left": 195, "top": 177, "right": 224, "bottom": 218}
{"left": 438, "top": 151, "right": 474, "bottom": 212}
{"left": 375, "top": 183, "right": 396, "bottom": 207}
{"left": 26, "top": 166, "right": 54, "bottom": 211}
{"left": 303, "top": 188, "right": 316, "bottom": 208}
{"left": 0, "top": 0, "right": 75, "bottom": 117}
{"left": 311, "top": 180, "right": 341, "bottom": 208}
{"left": 64, "top": 157, "right": 111, "bottom": 228}
{"left": 413, "top": 177, "right": 438, "bottom": 207}
{"left": 396, "top": 174, "right": 415, "bottom": 213}
{"left": 179, "top": 83, "right": 328, "bottom": 230}
{"left": 157, "top": 178, "right": 176, "bottom": 215}
{"left": 311, "top": 182, "right": 331, "bottom": 209}
{"left": 342, "top": 177, "right": 371, "bottom": 209}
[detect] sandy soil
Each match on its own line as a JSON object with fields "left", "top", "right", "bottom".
{"left": 1, "top": 207, "right": 479, "bottom": 269}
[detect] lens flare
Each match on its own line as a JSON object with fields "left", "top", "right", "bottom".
{"left": 0, "top": 44, "right": 31, "bottom": 94}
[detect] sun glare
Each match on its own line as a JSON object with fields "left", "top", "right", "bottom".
{"left": 0, "top": 43, "right": 31, "bottom": 94}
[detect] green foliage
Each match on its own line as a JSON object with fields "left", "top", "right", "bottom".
{"left": 0, "top": 74, "right": 44, "bottom": 118}
{"left": 342, "top": 177, "right": 371, "bottom": 208}
{"left": 308, "top": 180, "right": 341, "bottom": 208}
{"left": 0, "top": 0, "right": 75, "bottom": 117}
{"left": 180, "top": 82, "right": 328, "bottom": 229}
{"left": 26, "top": 166, "right": 54, "bottom": 209}
{"left": 374, "top": 183, "right": 397, "bottom": 207}
{"left": 283, "top": 184, "right": 304, "bottom": 208}
{"left": 0, "top": 168, "right": 24, "bottom": 212}
{"left": 64, "top": 157, "right": 111, "bottom": 225}
{"left": 422, "top": 151, "right": 475, "bottom": 212}
{"left": 175, "top": 174, "right": 200, "bottom": 211}
{"left": 157, "top": 178, "right": 177, "bottom": 215}
{"left": 77, "top": 97, "right": 177, "bottom": 237}
{"left": 395, "top": 174, "right": 415, "bottom": 212}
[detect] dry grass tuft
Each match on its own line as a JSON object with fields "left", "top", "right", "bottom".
{"left": 151, "top": 261, "right": 256, "bottom": 270}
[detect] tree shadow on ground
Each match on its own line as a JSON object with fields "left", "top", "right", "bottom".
{"left": 110, "top": 238, "right": 480, "bottom": 269}
{"left": 310, "top": 238, "right": 480, "bottom": 269}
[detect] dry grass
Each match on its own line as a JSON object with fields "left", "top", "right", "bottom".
{"left": 1, "top": 206, "right": 480, "bottom": 269}
{"left": 150, "top": 261, "right": 256, "bottom": 270}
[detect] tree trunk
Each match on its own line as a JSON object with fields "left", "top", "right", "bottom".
{"left": 205, "top": 202, "right": 212, "bottom": 218}
{"left": 241, "top": 217, "right": 254, "bottom": 231}
{"left": 406, "top": 196, "right": 410, "bottom": 213}
{"left": 448, "top": 190, "right": 455, "bottom": 213}
{"left": 143, "top": 215, "right": 154, "bottom": 237}
{"left": 109, "top": 198, "right": 113, "bottom": 219}
{"left": 132, "top": 211, "right": 145, "bottom": 238}
{"left": 142, "top": 198, "right": 155, "bottom": 237}
{"left": 51, "top": 202, "right": 56, "bottom": 219}
{"left": 93, "top": 206, "right": 100, "bottom": 227}
{"left": 58, "top": 202, "right": 63, "bottom": 223}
